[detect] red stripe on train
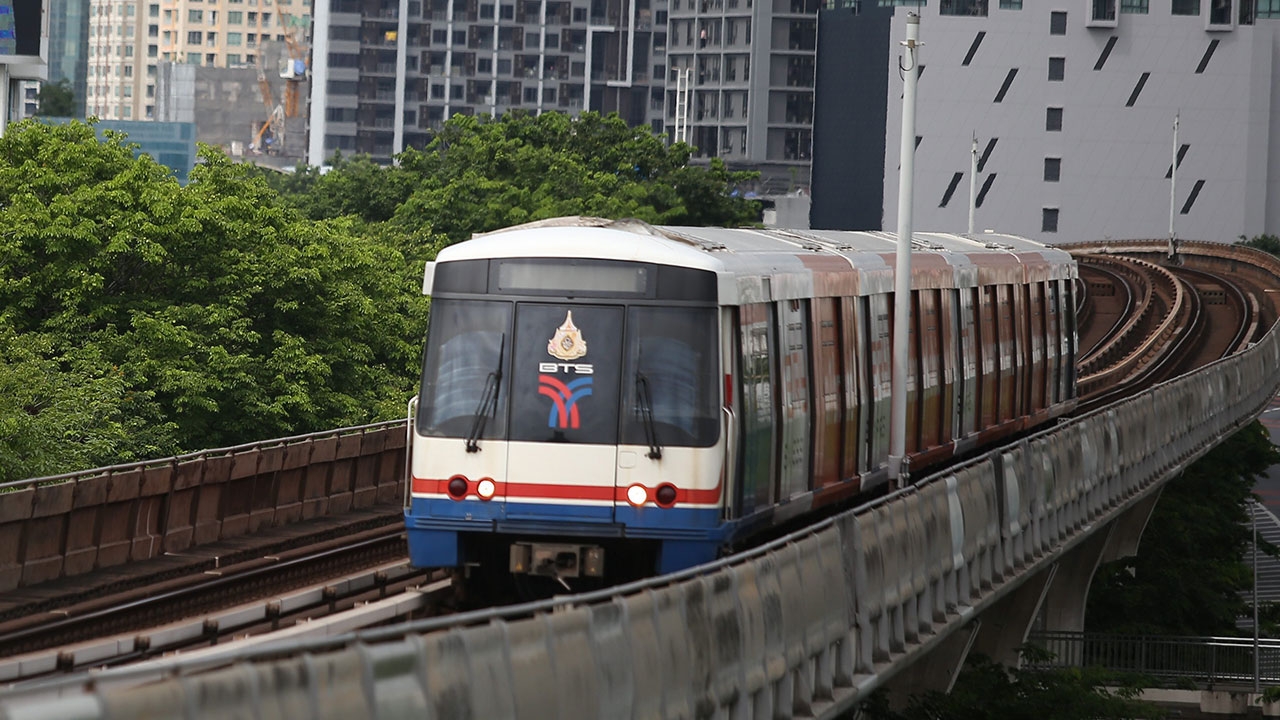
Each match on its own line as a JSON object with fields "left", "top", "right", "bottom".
{"left": 410, "top": 477, "right": 722, "bottom": 504}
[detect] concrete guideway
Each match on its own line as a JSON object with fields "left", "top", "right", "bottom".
{"left": 2, "top": 274, "right": 1278, "bottom": 719}
{"left": 1, "top": 240, "right": 1279, "bottom": 719}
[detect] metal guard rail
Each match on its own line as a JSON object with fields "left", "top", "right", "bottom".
{"left": 4, "top": 248, "right": 1280, "bottom": 719}
{"left": 1027, "top": 631, "right": 1280, "bottom": 689}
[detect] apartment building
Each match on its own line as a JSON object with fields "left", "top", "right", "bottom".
{"left": 85, "top": 0, "right": 308, "bottom": 120}
{"left": 307, "top": 0, "right": 821, "bottom": 185}
{"left": 810, "top": 0, "right": 1280, "bottom": 243}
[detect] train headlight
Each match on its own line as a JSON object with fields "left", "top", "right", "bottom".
{"left": 446, "top": 475, "right": 469, "bottom": 500}
{"left": 477, "top": 478, "right": 496, "bottom": 500}
{"left": 625, "top": 484, "right": 648, "bottom": 507}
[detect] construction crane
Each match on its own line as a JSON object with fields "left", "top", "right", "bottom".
{"left": 275, "top": 0, "right": 310, "bottom": 118}
{"left": 254, "top": 63, "right": 285, "bottom": 154}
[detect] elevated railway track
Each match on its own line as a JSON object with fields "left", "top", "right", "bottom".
{"left": 0, "top": 240, "right": 1277, "bottom": 715}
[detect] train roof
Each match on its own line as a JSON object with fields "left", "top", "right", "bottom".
{"left": 431, "top": 217, "right": 1076, "bottom": 304}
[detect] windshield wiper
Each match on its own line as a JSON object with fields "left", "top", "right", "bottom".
{"left": 635, "top": 372, "right": 662, "bottom": 460}
{"left": 465, "top": 334, "right": 504, "bottom": 453}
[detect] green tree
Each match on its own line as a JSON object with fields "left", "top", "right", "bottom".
{"left": 0, "top": 120, "right": 426, "bottom": 460}
{"left": 861, "top": 649, "right": 1163, "bottom": 720}
{"left": 1238, "top": 234, "right": 1280, "bottom": 256}
{"left": 1087, "top": 422, "right": 1280, "bottom": 635}
{"left": 390, "top": 112, "right": 760, "bottom": 244}
{"left": 0, "top": 329, "right": 178, "bottom": 483}
{"left": 36, "top": 79, "right": 75, "bottom": 117}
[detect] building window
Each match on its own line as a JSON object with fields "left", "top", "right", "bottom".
{"left": 431, "top": 83, "right": 444, "bottom": 98}
{"left": 998, "top": 0, "right": 1021, "bottom": 7}
{"left": 450, "top": 84, "right": 463, "bottom": 99}
{"left": 188, "top": 9, "right": 203, "bottom": 21}
{"left": 1091, "top": 0, "right": 1115, "bottom": 22}
{"left": 188, "top": 30, "right": 203, "bottom": 43}
{"left": 524, "top": 87, "right": 537, "bottom": 101}
{"left": 228, "top": 31, "right": 242, "bottom": 44}
{"left": 480, "top": 3, "right": 494, "bottom": 16}
{"left": 248, "top": 11, "right": 257, "bottom": 22}
{"left": 149, "top": 3, "right": 159, "bottom": 15}
{"left": 1172, "top": 0, "right": 1198, "bottom": 13}
{"left": 206, "top": 32, "right": 217, "bottom": 45}
{"left": 1209, "top": 0, "right": 1233, "bottom": 24}
{"left": 940, "top": 0, "right": 987, "bottom": 15}
{"left": 1050, "top": 10, "right": 1067, "bottom": 33}
{"left": 1042, "top": 208, "right": 1059, "bottom": 233}
{"left": 1048, "top": 56, "right": 1064, "bottom": 81}
{"left": 1258, "top": 0, "right": 1280, "bottom": 18}
{"left": 228, "top": 10, "right": 242, "bottom": 22}
{"left": 226, "top": 53, "right": 240, "bottom": 65}
{"left": 1046, "top": 106, "right": 1063, "bottom": 131}
{"left": 1044, "top": 157, "right": 1061, "bottom": 181}
{"left": 1120, "top": 0, "right": 1147, "bottom": 12}
{"left": 500, "top": 4, "right": 513, "bottom": 17}
{"left": 432, "top": 29, "right": 446, "bottom": 43}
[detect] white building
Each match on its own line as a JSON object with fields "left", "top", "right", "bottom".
{"left": 811, "top": 0, "right": 1280, "bottom": 244}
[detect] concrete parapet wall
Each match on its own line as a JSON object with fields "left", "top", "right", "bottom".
{"left": 0, "top": 423, "right": 405, "bottom": 592}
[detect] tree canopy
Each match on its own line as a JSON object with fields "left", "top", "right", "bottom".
{"left": 1086, "top": 421, "right": 1280, "bottom": 635}
{"left": 1, "top": 112, "right": 760, "bottom": 482}
{"left": 35, "top": 79, "right": 75, "bottom": 118}
{"left": 0, "top": 120, "right": 427, "bottom": 480}
{"left": 259, "top": 111, "right": 761, "bottom": 244}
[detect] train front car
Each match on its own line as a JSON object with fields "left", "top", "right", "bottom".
{"left": 405, "top": 220, "right": 729, "bottom": 594}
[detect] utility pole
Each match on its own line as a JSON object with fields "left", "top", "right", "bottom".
{"left": 968, "top": 132, "right": 977, "bottom": 235}
{"left": 1169, "top": 112, "right": 1179, "bottom": 258}
{"left": 889, "top": 12, "right": 921, "bottom": 485}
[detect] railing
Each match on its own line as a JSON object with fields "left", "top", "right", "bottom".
{"left": 1028, "top": 632, "right": 1280, "bottom": 689}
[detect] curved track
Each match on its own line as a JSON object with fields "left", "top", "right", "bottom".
{"left": 0, "top": 243, "right": 1269, "bottom": 687}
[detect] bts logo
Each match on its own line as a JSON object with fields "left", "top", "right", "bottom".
{"left": 539, "top": 376, "right": 593, "bottom": 429}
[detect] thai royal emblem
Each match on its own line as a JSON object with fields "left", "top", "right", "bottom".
{"left": 547, "top": 311, "right": 588, "bottom": 361}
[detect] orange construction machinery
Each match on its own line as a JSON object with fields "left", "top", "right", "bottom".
{"left": 277, "top": 3, "right": 310, "bottom": 118}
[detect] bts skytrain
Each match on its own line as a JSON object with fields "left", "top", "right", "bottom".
{"left": 404, "top": 217, "right": 1077, "bottom": 592}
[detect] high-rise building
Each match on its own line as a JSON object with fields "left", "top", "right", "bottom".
{"left": 48, "top": 0, "right": 90, "bottom": 116}
{"left": 811, "top": 1, "right": 1280, "bottom": 243}
{"left": 306, "top": 0, "right": 820, "bottom": 189}
{"left": 86, "top": 0, "right": 308, "bottom": 120}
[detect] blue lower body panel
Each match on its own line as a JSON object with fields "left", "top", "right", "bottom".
{"left": 404, "top": 498, "right": 734, "bottom": 576}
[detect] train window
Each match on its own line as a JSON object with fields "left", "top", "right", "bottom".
{"left": 417, "top": 300, "right": 512, "bottom": 439}
{"left": 508, "top": 303, "right": 625, "bottom": 444}
{"left": 620, "top": 307, "right": 720, "bottom": 448}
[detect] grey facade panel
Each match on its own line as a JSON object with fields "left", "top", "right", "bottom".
{"left": 839, "top": 5, "right": 1280, "bottom": 243}
{"left": 809, "top": 5, "right": 891, "bottom": 231}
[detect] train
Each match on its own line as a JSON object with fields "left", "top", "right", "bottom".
{"left": 403, "top": 217, "right": 1078, "bottom": 594}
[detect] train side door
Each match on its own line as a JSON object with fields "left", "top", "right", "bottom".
{"left": 505, "top": 303, "right": 625, "bottom": 522}
{"left": 736, "top": 303, "right": 777, "bottom": 517}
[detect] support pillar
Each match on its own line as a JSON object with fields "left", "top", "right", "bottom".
{"left": 883, "top": 620, "right": 981, "bottom": 708}
{"left": 1037, "top": 523, "right": 1114, "bottom": 634}
{"left": 0, "top": 64, "right": 10, "bottom": 137}
{"left": 1099, "top": 488, "right": 1164, "bottom": 564}
{"left": 969, "top": 564, "right": 1056, "bottom": 667}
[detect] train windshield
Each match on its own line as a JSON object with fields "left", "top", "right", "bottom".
{"left": 418, "top": 299, "right": 719, "bottom": 448}
{"left": 620, "top": 307, "right": 720, "bottom": 448}
{"left": 417, "top": 300, "right": 512, "bottom": 439}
